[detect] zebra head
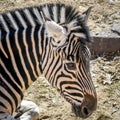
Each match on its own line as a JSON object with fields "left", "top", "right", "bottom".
{"left": 42, "top": 5, "right": 97, "bottom": 118}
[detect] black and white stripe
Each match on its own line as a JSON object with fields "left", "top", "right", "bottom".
{"left": 0, "top": 3, "right": 96, "bottom": 119}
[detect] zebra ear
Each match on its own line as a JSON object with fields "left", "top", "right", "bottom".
{"left": 45, "top": 19, "right": 68, "bottom": 42}
{"left": 82, "top": 6, "right": 92, "bottom": 22}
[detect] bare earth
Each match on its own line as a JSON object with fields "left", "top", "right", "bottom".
{"left": 0, "top": 0, "right": 120, "bottom": 120}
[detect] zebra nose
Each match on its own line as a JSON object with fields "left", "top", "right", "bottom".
{"left": 72, "top": 104, "right": 92, "bottom": 118}
{"left": 72, "top": 103, "right": 96, "bottom": 118}
{"left": 72, "top": 95, "right": 97, "bottom": 118}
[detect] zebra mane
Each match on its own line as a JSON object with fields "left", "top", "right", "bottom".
{"left": 1, "top": 3, "right": 91, "bottom": 42}
{"left": 40, "top": 3, "right": 91, "bottom": 43}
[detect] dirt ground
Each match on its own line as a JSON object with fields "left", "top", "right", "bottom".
{"left": 0, "top": 0, "right": 120, "bottom": 120}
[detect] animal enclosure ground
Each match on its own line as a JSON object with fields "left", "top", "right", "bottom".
{"left": 0, "top": 0, "right": 120, "bottom": 120}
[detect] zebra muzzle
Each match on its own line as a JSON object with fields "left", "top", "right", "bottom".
{"left": 72, "top": 103, "right": 92, "bottom": 118}
{"left": 71, "top": 94, "right": 97, "bottom": 118}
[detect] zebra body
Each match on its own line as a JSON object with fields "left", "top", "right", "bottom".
{"left": 0, "top": 3, "right": 97, "bottom": 120}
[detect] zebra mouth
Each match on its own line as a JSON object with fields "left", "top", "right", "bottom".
{"left": 61, "top": 95, "right": 83, "bottom": 117}
{"left": 72, "top": 104, "right": 82, "bottom": 117}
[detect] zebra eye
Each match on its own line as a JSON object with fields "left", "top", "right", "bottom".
{"left": 66, "top": 62, "right": 77, "bottom": 70}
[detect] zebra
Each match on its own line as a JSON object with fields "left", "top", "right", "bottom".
{"left": 0, "top": 3, "right": 97, "bottom": 120}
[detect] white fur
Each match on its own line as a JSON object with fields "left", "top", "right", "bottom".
{"left": 45, "top": 20, "right": 67, "bottom": 42}
{"left": 0, "top": 100, "right": 39, "bottom": 120}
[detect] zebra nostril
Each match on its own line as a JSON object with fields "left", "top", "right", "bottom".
{"left": 82, "top": 106, "right": 89, "bottom": 116}
{"left": 72, "top": 104, "right": 92, "bottom": 118}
